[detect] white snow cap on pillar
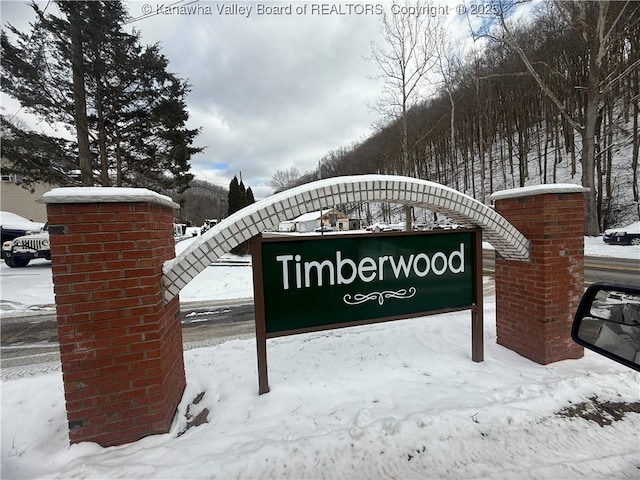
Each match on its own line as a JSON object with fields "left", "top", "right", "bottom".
{"left": 490, "top": 184, "right": 589, "bottom": 202}
{"left": 40, "top": 187, "right": 179, "bottom": 209}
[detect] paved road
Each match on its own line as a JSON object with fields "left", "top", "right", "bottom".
{"left": 1, "top": 300, "right": 256, "bottom": 375}
{"left": 482, "top": 251, "right": 640, "bottom": 286}
{"left": 2, "top": 254, "right": 638, "bottom": 376}
{"left": 583, "top": 256, "right": 640, "bottom": 285}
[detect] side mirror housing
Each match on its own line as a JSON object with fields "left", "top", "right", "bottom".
{"left": 572, "top": 283, "right": 640, "bottom": 371}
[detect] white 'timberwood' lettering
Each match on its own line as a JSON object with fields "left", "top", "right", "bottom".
{"left": 275, "top": 243, "right": 465, "bottom": 291}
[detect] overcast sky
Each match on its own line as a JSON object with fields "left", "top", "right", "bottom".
{"left": 1, "top": 1, "right": 500, "bottom": 198}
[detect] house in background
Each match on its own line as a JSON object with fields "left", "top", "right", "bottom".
{"left": 0, "top": 167, "right": 53, "bottom": 223}
{"left": 1, "top": 160, "right": 185, "bottom": 225}
{"left": 278, "top": 208, "right": 349, "bottom": 233}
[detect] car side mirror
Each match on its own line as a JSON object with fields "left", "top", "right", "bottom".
{"left": 572, "top": 283, "right": 640, "bottom": 372}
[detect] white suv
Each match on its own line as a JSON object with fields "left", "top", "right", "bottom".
{"left": 2, "top": 224, "right": 50, "bottom": 267}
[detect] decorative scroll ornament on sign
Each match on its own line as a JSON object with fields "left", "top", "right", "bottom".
{"left": 343, "top": 287, "right": 417, "bottom": 306}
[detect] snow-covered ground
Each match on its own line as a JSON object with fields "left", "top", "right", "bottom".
{"left": 583, "top": 235, "right": 640, "bottom": 259}
{"left": 1, "top": 232, "right": 639, "bottom": 479}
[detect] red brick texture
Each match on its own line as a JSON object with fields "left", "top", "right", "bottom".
{"left": 494, "top": 193, "right": 584, "bottom": 364}
{"left": 46, "top": 201, "right": 186, "bottom": 447}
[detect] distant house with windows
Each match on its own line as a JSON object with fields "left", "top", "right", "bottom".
{"left": 278, "top": 208, "right": 349, "bottom": 233}
{"left": 1, "top": 160, "right": 54, "bottom": 222}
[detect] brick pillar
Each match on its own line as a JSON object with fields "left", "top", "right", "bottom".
{"left": 42, "top": 188, "right": 186, "bottom": 447}
{"left": 491, "top": 185, "right": 586, "bottom": 364}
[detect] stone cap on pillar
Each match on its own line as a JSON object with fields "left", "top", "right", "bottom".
{"left": 489, "top": 184, "right": 589, "bottom": 203}
{"left": 39, "top": 187, "right": 179, "bottom": 209}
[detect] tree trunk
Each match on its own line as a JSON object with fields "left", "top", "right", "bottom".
{"left": 476, "top": 79, "right": 486, "bottom": 202}
{"left": 488, "top": 141, "right": 494, "bottom": 193}
{"left": 605, "top": 103, "right": 613, "bottom": 213}
{"left": 633, "top": 52, "right": 639, "bottom": 204}
{"left": 96, "top": 78, "right": 111, "bottom": 186}
{"left": 581, "top": 39, "right": 603, "bottom": 236}
{"left": 68, "top": 5, "right": 93, "bottom": 186}
{"left": 404, "top": 205, "right": 412, "bottom": 231}
{"left": 507, "top": 133, "right": 515, "bottom": 188}
{"left": 448, "top": 90, "right": 457, "bottom": 189}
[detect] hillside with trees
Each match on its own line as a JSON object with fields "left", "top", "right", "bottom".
{"left": 165, "top": 179, "right": 228, "bottom": 227}
{"left": 273, "top": 1, "right": 639, "bottom": 233}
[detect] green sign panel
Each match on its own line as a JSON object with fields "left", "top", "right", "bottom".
{"left": 256, "top": 230, "right": 476, "bottom": 335}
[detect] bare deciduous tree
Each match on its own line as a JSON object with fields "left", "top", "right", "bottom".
{"left": 368, "top": 0, "right": 441, "bottom": 229}
{"left": 270, "top": 166, "right": 301, "bottom": 193}
{"left": 486, "top": 0, "right": 639, "bottom": 234}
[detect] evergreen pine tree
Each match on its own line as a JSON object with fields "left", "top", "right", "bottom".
{"left": 245, "top": 187, "right": 255, "bottom": 206}
{"left": 238, "top": 179, "right": 247, "bottom": 208}
{"left": 227, "top": 175, "right": 242, "bottom": 216}
{"left": 228, "top": 175, "right": 257, "bottom": 255}
{"left": 1, "top": 0, "right": 201, "bottom": 192}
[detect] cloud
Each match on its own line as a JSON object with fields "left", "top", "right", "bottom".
{"left": 3, "top": 1, "right": 499, "bottom": 199}
{"left": 126, "top": 1, "right": 384, "bottom": 195}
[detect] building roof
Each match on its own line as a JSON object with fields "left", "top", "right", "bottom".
{"left": 292, "top": 209, "right": 336, "bottom": 222}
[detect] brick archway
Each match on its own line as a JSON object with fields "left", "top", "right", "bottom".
{"left": 41, "top": 180, "right": 585, "bottom": 447}
{"left": 163, "top": 174, "right": 530, "bottom": 301}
